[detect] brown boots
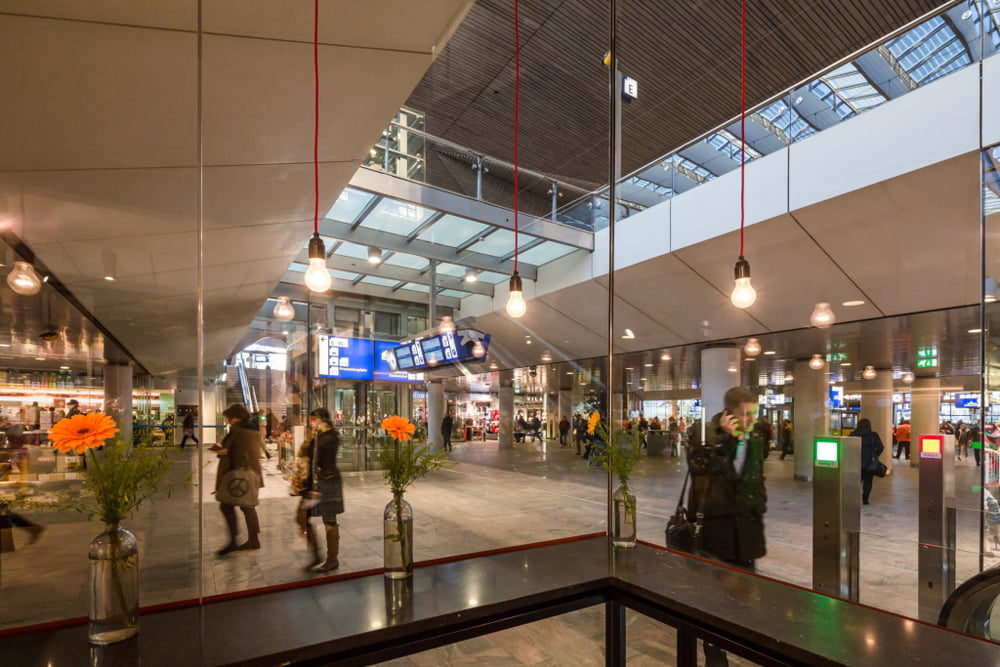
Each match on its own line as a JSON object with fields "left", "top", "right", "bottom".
{"left": 315, "top": 524, "right": 340, "bottom": 573}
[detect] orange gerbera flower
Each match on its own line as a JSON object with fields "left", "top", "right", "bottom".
{"left": 587, "top": 412, "right": 601, "bottom": 435}
{"left": 49, "top": 412, "right": 119, "bottom": 454}
{"left": 382, "top": 415, "right": 416, "bottom": 442}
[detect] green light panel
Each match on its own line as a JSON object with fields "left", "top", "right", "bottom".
{"left": 815, "top": 439, "right": 839, "bottom": 466}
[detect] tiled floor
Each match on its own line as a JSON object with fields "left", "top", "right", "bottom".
{"left": 1, "top": 438, "right": 995, "bottom": 638}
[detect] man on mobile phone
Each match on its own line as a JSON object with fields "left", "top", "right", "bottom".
{"left": 687, "top": 386, "right": 767, "bottom": 665}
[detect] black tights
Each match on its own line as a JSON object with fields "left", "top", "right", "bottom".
{"left": 220, "top": 503, "right": 260, "bottom": 546}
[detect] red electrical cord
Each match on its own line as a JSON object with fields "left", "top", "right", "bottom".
{"left": 739, "top": 0, "right": 746, "bottom": 257}
{"left": 513, "top": 0, "right": 520, "bottom": 273}
{"left": 314, "top": 0, "right": 320, "bottom": 236}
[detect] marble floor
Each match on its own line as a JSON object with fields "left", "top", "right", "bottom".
{"left": 1, "top": 438, "right": 995, "bottom": 639}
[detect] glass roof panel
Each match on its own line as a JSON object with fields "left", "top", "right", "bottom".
{"left": 517, "top": 241, "right": 577, "bottom": 266}
{"left": 475, "top": 270, "right": 509, "bottom": 284}
{"left": 416, "top": 214, "right": 489, "bottom": 245}
{"left": 325, "top": 187, "right": 375, "bottom": 223}
{"left": 438, "top": 289, "right": 468, "bottom": 298}
{"left": 332, "top": 241, "right": 370, "bottom": 260}
{"left": 331, "top": 269, "right": 360, "bottom": 281}
{"left": 401, "top": 282, "right": 430, "bottom": 293}
{"left": 383, "top": 252, "right": 429, "bottom": 270}
{"left": 360, "top": 199, "right": 435, "bottom": 235}
{"left": 467, "top": 228, "right": 516, "bottom": 257}
{"left": 887, "top": 16, "right": 971, "bottom": 85}
{"left": 435, "top": 263, "right": 467, "bottom": 277}
{"left": 360, "top": 275, "right": 399, "bottom": 287}
{"left": 288, "top": 262, "right": 306, "bottom": 273}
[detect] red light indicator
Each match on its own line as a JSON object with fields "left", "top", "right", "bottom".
{"left": 921, "top": 435, "right": 943, "bottom": 458}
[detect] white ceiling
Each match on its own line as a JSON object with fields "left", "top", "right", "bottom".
{"left": 0, "top": 0, "right": 474, "bottom": 374}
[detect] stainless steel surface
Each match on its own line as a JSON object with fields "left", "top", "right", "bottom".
{"left": 812, "top": 435, "right": 861, "bottom": 601}
{"left": 919, "top": 433, "right": 958, "bottom": 622}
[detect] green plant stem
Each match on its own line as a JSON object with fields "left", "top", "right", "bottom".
{"left": 393, "top": 491, "right": 411, "bottom": 573}
{"left": 104, "top": 520, "right": 135, "bottom": 629}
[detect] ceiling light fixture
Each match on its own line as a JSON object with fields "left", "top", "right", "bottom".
{"left": 862, "top": 365, "right": 877, "bottom": 380}
{"left": 540, "top": 352, "right": 552, "bottom": 362}
{"left": 661, "top": 353, "right": 671, "bottom": 360}
{"left": 506, "top": 0, "right": 527, "bottom": 320}
{"left": 622, "top": 328, "right": 636, "bottom": 339}
{"left": 808, "top": 354, "right": 825, "bottom": 370}
{"left": 784, "top": 373, "right": 794, "bottom": 382}
{"left": 438, "top": 316, "right": 456, "bottom": 335}
{"left": 969, "top": 328, "right": 984, "bottom": 334}
{"left": 809, "top": 302, "right": 835, "bottom": 328}
{"left": 273, "top": 296, "right": 295, "bottom": 321}
{"left": 7, "top": 261, "right": 42, "bottom": 295}
{"left": 730, "top": 0, "right": 756, "bottom": 310}
{"left": 472, "top": 341, "right": 487, "bottom": 358}
{"left": 763, "top": 350, "right": 776, "bottom": 355}
{"left": 464, "top": 268, "right": 478, "bottom": 283}
{"left": 842, "top": 300, "right": 865, "bottom": 307}
{"left": 60, "top": 365, "right": 70, "bottom": 370}
{"left": 103, "top": 275, "right": 116, "bottom": 281}
{"left": 901, "top": 371, "right": 915, "bottom": 384}
{"left": 303, "top": 0, "right": 331, "bottom": 294}
{"left": 367, "top": 246, "right": 382, "bottom": 264}
{"left": 743, "top": 337, "right": 761, "bottom": 357}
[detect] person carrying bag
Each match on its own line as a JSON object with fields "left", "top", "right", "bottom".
{"left": 213, "top": 404, "right": 264, "bottom": 555}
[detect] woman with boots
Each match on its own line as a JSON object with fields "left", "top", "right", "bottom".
{"left": 214, "top": 404, "right": 264, "bottom": 555}
{"left": 302, "top": 408, "right": 344, "bottom": 573}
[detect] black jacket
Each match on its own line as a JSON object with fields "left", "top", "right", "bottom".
{"left": 441, "top": 415, "right": 453, "bottom": 434}
{"left": 307, "top": 427, "right": 341, "bottom": 485}
{"left": 687, "top": 412, "right": 767, "bottom": 563}
{"left": 850, "top": 425, "right": 884, "bottom": 470}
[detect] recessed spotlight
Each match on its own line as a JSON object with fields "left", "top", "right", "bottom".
{"left": 103, "top": 275, "right": 115, "bottom": 281}
{"left": 644, "top": 363, "right": 653, "bottom": 367}
{"left": 962, "top": 9, "right": 973, "bottom": 19}
{"left": 969, "top": 328, "right": 983, "bottom": 334}
{"left": 60, "top": 365, "right": 70, "bottom": 370}
{"left": 34, "top": 357, "right": 45, "bottom": 361}
{"left": 661, "top": 353, "right": 671, "bottom": 360}
{"left": 565, "top": 371, "right": 573, "bottom": 375}
{"left": 727, "top": 366, "right": 738, "bottom": 373}
{"left": 526, "top": 340, "right": 532, "bottom": 345}
{"left": 622, "top": 328, "right": 636, "bottom": 339}
{"left": 763, "top": 350, "right": 776, "bottom": 355}
{"left": 842, "top": 300, "right": 865, "bottom": 307}
{"left": 841, "top": 362, "right": 852, "bottom": 367}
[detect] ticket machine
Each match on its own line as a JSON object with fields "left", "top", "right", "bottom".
{"left": 812, "top": 436, "right": 862, "bottom": 601}
{"left": 917, "top": 433, "right": 956, "bottom": 622}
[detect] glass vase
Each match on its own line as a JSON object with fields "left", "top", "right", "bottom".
{"left": 88, "top": 522, "right": 139, "bottom": 645}
{"left": 383, "top": 493, "right": 413, "bottom": 579}
{"left": 612, "top": 482, "right": 637, "bottom": 548}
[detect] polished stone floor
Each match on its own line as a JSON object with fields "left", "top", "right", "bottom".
{"left": 0, "top": 437, "right": 995, "bottom": 638}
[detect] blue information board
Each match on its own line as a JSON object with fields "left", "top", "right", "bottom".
{"left": 374, "top": 341, "right": 423, "bottom": 382}
{"left": 956, "top": 394, "right": 980, "bottom": 409}
{"left": 316, "top": 335, "right": 374, "bottom": 380}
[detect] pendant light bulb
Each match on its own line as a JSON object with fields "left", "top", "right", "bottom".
{"left": 472, "top": 341, "right": 487, "bottom": 358}
{"left": 304, "top": 233, "right": 331, "bottom": 293}
{"left": 7, "top": 261, "right": 42, "bottom": 296}
{"left": 730, "top": 256, "right": 756, "bottom": 309}
{"left": 862, "top": 365, "right": 877, "bottom": 380}
{"left": 438, "top": 316, "right": 456, "bottom": 335}
{"left": 506, "top": 271, "right": 526, "bottom": 318}
{"left": 808, "top": 354, "right": 825, "bottom": 370}
{"left": 744, "top": 337, "right": 761, "bottom": 357}
{"left": 273, "top": 296, "right": 295, "bottom": 321}
{"left": 901, "top": 371, "right": 915, "bottom": 384}
{"left": 810, "top": 302, "right": 835, "bottom": 328}
{"left": 367, "top": 246, "right": 382, "bottom": 264}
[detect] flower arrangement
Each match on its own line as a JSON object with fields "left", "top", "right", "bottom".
{"left": 377, "top": 415, "right": 453, "bottom": 496}
{"left": 47, "top": 412, "right": 182, "bottom": 523}
{"left": 588, "top": 415, "right": 644, "bottom": 535}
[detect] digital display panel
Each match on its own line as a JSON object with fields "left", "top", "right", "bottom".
{"left": 394, "top": 345, "right": 413, "bottom": 370}
{"left": 441, "top": 333, "right": 460, "bottom": 361}
{"left": 316, "top": 335, "right": 374, "bottom": 380}
{"left": 956, "top": 394, "right": 980, "bottom": 409}
{"left": 421, "top": 337, "right": 445, "bottom": 364}
{"left": 375, "top": 341, "right": 422, "bottom": 382}
{"left": 409, "top": 341, "right": 426, "bottom": 367}
{"left": 815, "top": 439, "right": 839, "bottom": 468}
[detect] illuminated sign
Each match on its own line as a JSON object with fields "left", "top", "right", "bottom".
{"left": 622, "top": 75, "right": 638, "bottom": 99}
{"left": 374, "top": 341, "right": 423, "bottom": 383}
{"left": 956, "top": 394, "right": 980, "bottom": 409}
{"left": 829, "top": 386, "right": 844, "bottom": 408}
{"left": 825, "top": 352, "right": 848, "bottom": 363}
{"left": 917, "top": 346, "right": 938, "bottom": 368}
{"left": 920, "top": 435, "right": 943, "bottom": 459}
{"left": 815, "top": 439, "right": 839, "bottom": 468}
{"left": 388, "top": 330, "right": 491, "bottom": 371}
{"left": 316, "top": 335, "right": 373, "bottom": 380}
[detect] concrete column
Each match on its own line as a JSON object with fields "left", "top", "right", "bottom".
{"left": 792, "top": 359, "right": 829, "bottom": 482}
{"left": 558, "top": 390, "right": 572, "bottom": 423}
{"left": 910, "top": 377, "right": 941, "bottom": 468}
{"left": 545, "top": 392, "right": 558, "bottom": 439}
{"left": 499, "top": 370, "right": 514, "bottom": 449}
{"left": 700, "top": 347, "right": 742, "bottom": 424}
{"left": 103, "top": 363, "right": 133, "bottom": 444}
{"left": 427, "top": 380, "right": 444, "bottom": 451}
{"left": 860, "top": 371, "right": 893, "bottom": 447}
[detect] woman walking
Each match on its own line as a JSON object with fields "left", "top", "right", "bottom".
{"left": 301, "top": 408, "right": 344, "bottom": 572}
{"left": 851, "top": 418, "right": 885, "bottom": 505}
{"left": 213, "top": 404, "right": 264, "bottom": 555}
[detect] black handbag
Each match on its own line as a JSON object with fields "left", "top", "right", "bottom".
{"left": 665, "top": 471, "right": 705, "bottom": 553}
{"left": 866, "top": 457, "right": 888, "bottom": 478}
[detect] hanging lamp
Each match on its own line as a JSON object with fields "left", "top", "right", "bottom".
{"left": 862, "top": 365, "right": 877, "bottom": 380}
{"left": 743, "top": 337, "right": 761, "bottom": 357}
{"left": 810, "top": 302, "right": 835, "bottom": 328}
{"left": 808, "top": 354, "right": 825, "bottom": 370}
{"left": 7, "top": 261, "right": 42, "bottom": 296}
{"left": 273, "top": 296, "right": 295, "bottom": 321}
{"left": 303, "top": 0, "right": 331, "bottom": 293}
{"left": 730, "top": 0, "right": 755, "bottom": 309}
{"left": 506, "top": 0, "right": 526, "bottom": 319}
{"left": 901, "top": 371, "right": 915, "bottom": 384}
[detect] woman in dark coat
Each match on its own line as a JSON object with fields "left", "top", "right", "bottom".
{"left": 303, "top": 408, "right": 343, "bottom": 572}
{"left": 214, "top": 404, "right": 264, "bottom": 555}
{"left": 851, "top": 417, "right": 885, "bottom": 505}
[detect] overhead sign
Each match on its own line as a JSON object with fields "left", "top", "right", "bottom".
{"left": 389, "top": 329, "right": 491, "bottom": 371}
{"left": 374, "top": 341, "right": 423, "bottom": 383}
{"left": 829, "top": 386, "right": 844, "bottom": 408}
{"left": 316, "top": 335, "right": 373, "bottom": 380}
{"left": 622, "top": 75, "right": 638, "bottom": 99}
{"left": 917, "top": 346, "right": 938, "bottom": 368}
{"left": 956, "top": 393, "right": 980, "bottom": 409}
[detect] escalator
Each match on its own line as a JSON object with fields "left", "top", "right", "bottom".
{"left": 939, "top": 567, "right": 1000, "bottom": 640}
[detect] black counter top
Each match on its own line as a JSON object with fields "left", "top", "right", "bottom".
{"left": 2, "top": 537, "right": 997, "bottom": 666}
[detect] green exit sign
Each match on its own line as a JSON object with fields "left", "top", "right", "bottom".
{"left": 815, "top": 439, "right": 839, "bottom": 468}
{"left": 917, "top": 358, "right": 938, "bottom": 368}
{"left": 917, "top": 347, "right": 938, "bottom": 359}
{"left": 826, "top": 352, "right": 848, "bottom": 362}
